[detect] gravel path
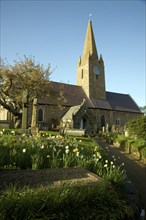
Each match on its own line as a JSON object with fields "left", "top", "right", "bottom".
{"left": 97, "top": 140, "right": 146, "bottom": 213}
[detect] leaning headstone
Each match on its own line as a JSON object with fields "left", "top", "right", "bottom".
{"left": 111, "top": 124, "right": 116, "bottom": 133}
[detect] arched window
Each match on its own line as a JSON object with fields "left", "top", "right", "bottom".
{"left": 38, "top": 108, "right": 43, "bottom": 122}
{"left": 101, "top": 115, "right": 105, "bottom": 127}
{"left": 80, "top": 118, "right": 86, "bottom": 129}
{"left": 116, "top": 118, "right": 120, "bottom": 125}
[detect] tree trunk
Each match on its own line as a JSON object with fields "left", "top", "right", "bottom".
{"left": 14, "top": 114, "right": 22, "bottom": 128}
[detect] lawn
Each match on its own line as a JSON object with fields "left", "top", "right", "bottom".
{"left": 0, "top": 130, "right": 133, "bottom": 219}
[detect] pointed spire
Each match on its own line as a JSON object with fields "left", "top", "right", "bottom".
{"left": 81, "top": 20, "right": 98, "bottom": 64}
{"left": 99, "top": 54, "right": 104, "bottom": 66}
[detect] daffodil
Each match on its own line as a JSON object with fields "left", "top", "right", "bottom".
{"left": 22, "top": 149, "right": 26, "bottom": 153}
{"left": 41, "top": 144, "right": 44, "bottom": 149}
{"left": 73, "top": 148, "right": 78, "bottom": 153}
{"left": 65, "top": 149, "right": 69, "bottom": 154}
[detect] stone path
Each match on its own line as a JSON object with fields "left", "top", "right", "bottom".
{"left": 97, "top": 140, "right": 146, "bottom": 213}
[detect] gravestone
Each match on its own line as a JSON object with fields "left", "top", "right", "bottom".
{"left": 22, "top": 89, "right": 29, "bottom": 129}
{"left": 31, "top": 97, "right": 39, "bottom": 135}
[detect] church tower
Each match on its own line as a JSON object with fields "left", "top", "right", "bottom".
{"left": 77, "top": 20, "right": 106, "bottom": 100}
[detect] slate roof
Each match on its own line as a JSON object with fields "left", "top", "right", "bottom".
{"left": 38, "top": 81, "right": 142, "bottom": 114}
{"left": 38, "top": 81, "right": 94, "bottom": 108}
{"left": 106, "top": 92, "right": 141, "bottom": 113}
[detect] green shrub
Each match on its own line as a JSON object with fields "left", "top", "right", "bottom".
{"left": 114, "top": 135, "right": 128, "bottom": 151}
{"left": 126, "top": 115, "right": 146, "bottom": 139}
{"left": 141, "top": 146, "right": 146, "bottom": 161}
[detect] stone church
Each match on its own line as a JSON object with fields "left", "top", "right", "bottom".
{"left": 0, "top": 21, "right": 142, "bottom": 132}
{"left": 36, "top": 20, "right": 142, "bottom": 133}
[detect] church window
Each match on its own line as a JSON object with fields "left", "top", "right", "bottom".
{"left": 81, "top": 70, "right": 84, "bottom": 79}
{"left": 101, "top": 115, "right": 105, "bottom": 127}
{"left": 80, "top": 118, "right": 86, "bottom": 129}
{"left": 38, "top": 108, "right": 44, "bottom": 122}
{"left": 116, "top": 118, "right": 120, "bottom": 125}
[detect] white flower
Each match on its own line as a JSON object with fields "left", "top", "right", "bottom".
{"left": 79, "top": 140, "right": 82, "bottom": 143}
{"left": 65, "top": 145, "right": 69, "bottom": 150}
{"left": 112, "top": 155, "right": 115, "bottom": 158}
{"left": 41, "top": 144, "right": 44, "bottom": 149}
{"left": 105, "top": 160, "right": 108, "bottom": 163}
{"left": 76, "top": 152, "right": 79, "bottom": 157}
{"left": 47, "top": 155, "right": 50, "bottom": 158}
{"left": 112, "top": 165, "right": 115, "bottom": 168}
{"left": 96, "top": 152, "right": 101, "bottom": 157}
{"left": 65, "top": 149, "right": 69, "bottom": 154}
{"left": 22, "top": 149, "right": 26, "bottom": 153}
{"left": 104, "top": 164, "right": 108, "bottom": 168}
{"left": 11, "top": 130, "right": 15, "bottom": 134}
{"left": 93, "top": 154, "right": 96, "bottom": 157}
{"left": 0, "top": 131, "right": 3, "bottom": 135}
{"left": 110, "top": 161, "right": 114, "bottom": 165}
{"left": 121, "top": 163, "right": 124, "bottom": 166}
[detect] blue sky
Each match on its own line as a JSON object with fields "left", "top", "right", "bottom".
{"left": 1, "top": 0, "right": 145, "bottom": 107}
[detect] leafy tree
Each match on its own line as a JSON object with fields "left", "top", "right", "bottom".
{"left": 126, "top": 115, "right": 146, "bottom": 139}
{"left": 0, "top": 56, "right": 52, "bottom": 127}
{"left": 140, "top": 106, "right": 146, "bottom": 110}
{"left": 140, "top": 106, "right": 146, "bottom": 115}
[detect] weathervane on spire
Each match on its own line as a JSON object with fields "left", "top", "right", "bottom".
{"left": 89, "top": 13, "right": 92, "bottom": 21}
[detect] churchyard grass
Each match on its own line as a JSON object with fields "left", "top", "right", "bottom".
{"left": 0, "top": 130, "right": 126, "bottom": 185}
{"left": 0, "top": 130, "right": 134, "bottom": 219}
{"left": 0, "top": 182, "right": 132, "bottom": 220}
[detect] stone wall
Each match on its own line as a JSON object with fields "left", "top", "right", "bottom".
{"left": 37, "top": 105, "right": 69, "bottom": 130}
{"left": 88, "top": 108, "right": 142, "bottom": 132}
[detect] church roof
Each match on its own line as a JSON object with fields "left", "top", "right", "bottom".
{"left": 38, "top": 81, "right": 141, "bottom": 114}
{"left": 106, "top": 91, "right": 141, "bottom": 113}
{"left": 38, "top": 81, "right": 94, "bottom": 108}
